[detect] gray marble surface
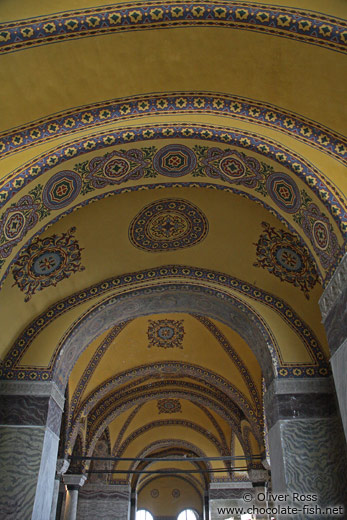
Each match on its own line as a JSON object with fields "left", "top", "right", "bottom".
{"left": 0, "top": 425, "right": 59, "bottom": 520}
{"left": 77, "top": 484, "right": 131, "bottom": 520}
{"left": 331, "top": 338, "right": 347, "bottom": 441}
{"left": 268, "top": 417, "right": 347, "bottom": 519}
{"left": 54, "top": 286, "right": 275, "bottom": 387}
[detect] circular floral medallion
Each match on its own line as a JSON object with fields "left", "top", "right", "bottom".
{"left": 266, "top": 172, "right": 301, "bottom": 213}
{"left": 254, "top": 222, "right": 318, "bottom": 299}
{"left": 172, "top": 488, "right": 181, "bottom": 498}
{"left": 219, "top": 156, "right": 246, "bottom": 178}
{"left": 31, "top": 250, "right": 65, "bottom": 277}
{"left": 313, "top": 220, "right": 329, "bottom": 250}
{"left": 104, "top": 157, "right": 130, "bottom": 179}
{"left": 4, "top": 211, "right": 26, "bottom": 241}
{"left": 12, "top": 227, "right": 85, "bottom": 301}
{"left": 43, "top": 170, "right": 82, "bottom": 210}
{"left": 150, "top": 489, "right": 159, "bottom": 498}
{"left": 275, "top": 246, "right": 303, "bottom": 272}
{"left": 153, "top": 144, "right": 197, "bottom": 177}
{"left": 129, "top": 199, "right": 208, "bottom": 252}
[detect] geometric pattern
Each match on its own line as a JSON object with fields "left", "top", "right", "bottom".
{"left": 129, "top": 199, "right": 208, "bottom": 252}
{"left": 12, "top": 227, "right": 85, "bottom": 301}
{"left": 0, "top": 124, "right": 345, "bottom": 285}
{"left": 150, "top": 488, "right": 159, "bottom": 498}
{"left": 1, "top": 265, "right": 329, "bottom": 382}
{"left": 254, "top": 222, "right": 318, "bottom": 298}
{"left": 157, "top": 399, "right": 182, "bottom": 414}
{"left": 85, "top": 148, "right": 151, "bottom": 189}
{"left": 43, "top": 170, "right": 82, "bottom": 210}
{"left": 1, "top": 4, "right": 346, "bottom": 56}
{"left": 172, "top": 488, "right": 181, "bottom": 498}
{"left": 153, "top": 144, "right": 197, "bottom": 177}
{"left": 300, "top": 203, "right": 340, "bottom": 270}
{"left": 147, "top": 319, "right": 185, "bottom": 349}
{"left": 201, "top": 147, "right": 262, "bottom": 188}
{"left": 266, "top": 172, "right": 301, "bottom": 213}
{"left": 2, "top": 94, "right": 346, "bottom": 165}
{"left": 0, "top": 194, "right": 39, "bottom": 261}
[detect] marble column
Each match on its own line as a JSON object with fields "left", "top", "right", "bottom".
{"left": 63, "top": 475, "right": 87, "bottom": 520}
{"left": 209, "top": 481, "right": 254, "bottom": 520}
{"left": 129, "top": 491, "right": 137, "bottom": 520}
{"left": 248, "top": 469, "right": 270, "bottom": 520}
{"left": 0, "top": 380, "right": 64, "bottom": 520}
{"left": 76, "top": 483, "right": 131, "bottom": 520}
{"left": 50, "top": 459, "right": 70, "bottom": 520}
{"left": 203, "top": 491, "right": 209, "bottom": 520}
{"left": 319, "top": 252, "right": 347, "bottom": 441}
{"left": 264, "top": 378, "right": 347, "bottom": 519}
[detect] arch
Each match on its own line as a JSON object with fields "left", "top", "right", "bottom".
{"left": 2, "top": 93, "right": 345, "bottom": 164}
{"left": 53, "top": 284, "right": 277, "bottom": 389}
{"left": 84, "top": 387, "right": 251, "bottom": 458}
{"left": 2, "top": 3, "right": 345, "bottom": 56}
{"left": 3, "top": 265, "right": 327, "bottom": 384}
{"left": 0, "top": 124, "right": 345, "bottom": 286}
{"left": 130, "top": 439, "right": 213, "bottom": 484}
{"left": 69, "top": 363, "right": 260, "bottom": 444}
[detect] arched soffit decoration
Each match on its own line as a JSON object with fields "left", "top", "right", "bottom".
{"left": 84, "top": 384, "right": 249, "bottom": 456}
{"left": 83, "top": 391, "right": 254, "bottom": 464}
{"left": 111, "top": 404, "right": 144, "bottom": 455}
{"left": 67, "top": 363, "right": 260, "bottom": 452}
{"left": 97, "top": 421, "right": 237, "bottom": 482}
{"left": 198, "top": 406, "right": 229, "bottom": 455}
{"left": 85, "top": 380, "right": 244, "bottom": 438}
{"left": 68, "top": 321, "right": 133, "bottom": 429}
{"left": 129, "top": 441, "right": 213, "bottom": 487}
{"left": 1, "top": 125, "right": 346, "bottom": 287}
{"left": 67, "top": 315, "right": 260, "bottom": 431}
{"left": 133, "top": 448, "right": 209, "bottom": 490}
{"left": 1, "top": 3, "right": 346, "bottom": 55}
{"left": 113, "top": 420, "right": 226, "bottom": 459}
{"left": 1, "top": 92, "right": 346, "bottom": 165}
{"left": 2, "top": 267, "right": 329, "bottom": 384}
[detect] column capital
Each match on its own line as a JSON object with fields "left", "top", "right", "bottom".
{"left": 63, "top": 474, "right": 87, "bottom": 490}
{"left": 56, "top": 459, "right": 70, "bottom": 478}
{"left": 0, "top": 380, "right": 64, "bottom": 410}
{"left": 248, "top": 469, "right": 270, "bottom": 484}
{"left": 264, "top": 377, "right": 335, "bottom": 430}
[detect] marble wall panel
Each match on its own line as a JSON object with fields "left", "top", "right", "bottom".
{"left": 330, "top": 339, "right": 347, "bottom": 440}
{"left": 77, "top": 484, "right": 130, "bottom": 520}
{"left": 0, "top": 426, "right": 58, "bottom": 520}
{"left": 269, "top": 417, "right": 347, "bottom": 519}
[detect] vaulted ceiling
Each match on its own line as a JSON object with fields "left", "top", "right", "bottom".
{"left": 0, "top": 0, "right": 346, "bottom": 513}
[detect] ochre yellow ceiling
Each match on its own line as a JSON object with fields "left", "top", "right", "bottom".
{"left": 0, "top": 0, "right": 346, "bottom": 495}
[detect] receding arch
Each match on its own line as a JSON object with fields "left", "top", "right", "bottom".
{"left": 54, "top": 283, "right": 277, "bottom": 390}
{"left": 69, "top": 362, "right": 260, "bottom": 445}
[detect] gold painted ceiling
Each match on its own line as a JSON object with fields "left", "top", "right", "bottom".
{"left": 0, "top": 0, "right": 346, "bottom": 511}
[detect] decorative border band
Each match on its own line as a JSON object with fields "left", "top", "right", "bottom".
{"left": 2, "top": 124, "right": 345, "bottom": 227}
{"left": 1, "top": 2, "right": 346, "bottom": 55}
{"left": 1, "top": 93, "right": 345, "bottom": 164}
{"left": 0, "top": 265, "right": 328, "bottom": 382}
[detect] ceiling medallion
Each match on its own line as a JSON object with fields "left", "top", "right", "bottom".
{"left": 147, "top": 319, "right": 185, "bottom": 349}
{"left": 253, "top": 222, "right": 318, "bottom": 298}
{"left": 150, "top": 489, "right": 159, "bottom": 498}
{"left": 129, "top": 198, "right": 208, "bottom": 252}
{"left": 157, "top": 399, "right": 182, "bottom": 414}
{"left": 12, "top": 227, "right": 85, "bottom": 301}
